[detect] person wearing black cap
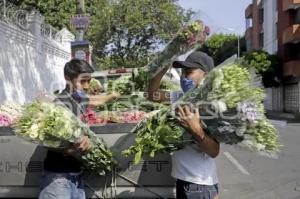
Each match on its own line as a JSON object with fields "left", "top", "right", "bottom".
{"left": 147, "top": 51, "right": 220, "bottom": 199}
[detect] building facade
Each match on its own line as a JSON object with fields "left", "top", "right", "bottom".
{"left": 280, "top": 0, "right": 300, "bottom": 78}
{"left": 245, "top": 0, "right": 300, "bottom": 113}
{"left": 264, "top": 0, "right": 278, "bottom": 54}
{"left": 245, "top": 0, "right": 278, "bottom": 53}
{"left": 245, "top": 0, "right": 263, "bottom": 51}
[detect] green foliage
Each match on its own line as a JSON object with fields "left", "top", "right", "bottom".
{"left": 123, "top": 63, "right": 281, "bottom": 163}
{"left": 132, "top": 68, "right": 148, "bottom": 91}
{"left": 18, "top": 0, "right": 76, "bottom": 30}
{"left": 160, "top": 79, "right": 181, "bottom": 91}
{"left": 246, "top": 120, "right": 281, "bottom": 152}
{"left": 198, "top": 33, "right": 246, "bottom": 66}
{"left": 243, "top": 51, "right": 272, "bottom": 73}
{"left": 242, "top": 50, "right": 281, "bottom": 87}
{"left": 96, "top": 94, "right": 167, "bottom": 113}
{"left": 122, "top": 110, "right": 185, "bottom": 164}
{"left": 107, "top": 75, "right": 133, "bottom": 95}
{"left": 19, "top": 0, "right": 192, "bottom": 69}
{"left": 208, "top": 63, "right": 265, "bottom": 108}
{"left": 86, "top": 0, "right": 193, "bottom": 69}
{"left": 18, "top": 0, "right": 103, "bottom": 30}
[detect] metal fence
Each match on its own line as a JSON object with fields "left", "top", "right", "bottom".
{"left": 0, "top": 0, "right": 29, "bottom": 30}
{"left": 284, "top": 83, "right": 300, "bottom": 113}
{"left": 40, "top": 23, "right": 63, "bottom": 42}
{"left": 0, "top": 0, "right": 63, "bottom": 42}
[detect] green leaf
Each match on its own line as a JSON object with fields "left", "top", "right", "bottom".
{"left": 134, "top": 150, "right": 142, "bottom": 165}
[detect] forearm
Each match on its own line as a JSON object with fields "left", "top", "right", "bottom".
{"left": 191, "top": 127, "right": 220, "bottom": 158}
{"left": 147, "top": 65, "right": 170, "bottom": 101}
{"left": 89, "top": 94, "right": 116, "bottom": 107}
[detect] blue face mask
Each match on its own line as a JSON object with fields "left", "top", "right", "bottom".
{"left": 180, "top": 77, "right": 195, "bottom": 93}
{"left": 71, "top": 90, "right": 87, "bottom": 102}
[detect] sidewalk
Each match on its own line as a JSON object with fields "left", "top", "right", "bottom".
{"left": 266, "top": 111, "right": 300, "bottom": 124}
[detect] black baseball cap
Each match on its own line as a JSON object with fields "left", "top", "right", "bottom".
{"left": 173, "top": 51, "right": 214, "bottom": 72}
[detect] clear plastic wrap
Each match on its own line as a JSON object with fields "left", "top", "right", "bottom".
{"left": 124, "top": 62, "right": 281, "bottom": 164}
{"left": 2, "top": 95, "right": 115, "bottom": 175}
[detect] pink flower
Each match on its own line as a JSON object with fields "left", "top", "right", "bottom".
{"left": 0, "top": 114, "right": 12, "bottom": 127}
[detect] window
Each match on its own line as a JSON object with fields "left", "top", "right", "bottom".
{"left": 259, "top": 8, "right": 264, "bottom": 24}
{"left": 246, "top": 39, "right": 252, "bottom": 51}
{"left": 259, "top": 32, "right": 264, "bottom": 48}
{"left": 296, "top": 7, "right": 300, "bottom": 24}
{"left": 246, "top": 18, "right": 253, "bottom": 29}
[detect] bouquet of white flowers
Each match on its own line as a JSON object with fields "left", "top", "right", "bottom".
{"left": 2, "top": 100, "right": 114, "bottom": 175}
{"left": 124, "top": 63, "right": 281, "bottom": 164}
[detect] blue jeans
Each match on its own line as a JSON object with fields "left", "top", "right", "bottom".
{"left": 176, "top": 179, "right": 219, "bottom": 199}
{"left": 39, "top": 171, "right": 86, "bottom": 199}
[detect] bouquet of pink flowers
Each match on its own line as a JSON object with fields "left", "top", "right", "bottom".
{"left": 147, "top": 18, "right": 208, "bottom": 79}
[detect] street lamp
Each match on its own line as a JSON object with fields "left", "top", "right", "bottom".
{"left": 76, "top": 0, "right": 85, "bottom": 41}
{"left": 222, "top": 27, "right": 241, "bottom": 58}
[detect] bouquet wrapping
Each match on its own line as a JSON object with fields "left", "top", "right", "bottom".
{"left": 147, "top": 18, "right": 207, "bottom": 80}
{"left": 124, "top": 63, "right": 281, "bottom": 164}
{"left": 2, "top": 100, "right": 114, "bottom": 175}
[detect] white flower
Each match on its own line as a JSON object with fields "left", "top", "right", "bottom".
{"left": 256, "top": 143, "right": 265, "bottom": 151}
{"left": 73, "top": 128, "right": 82, "bottom": 138}
{"left": 29, "top": 131, "right": 39, "bottom": 139}
{"left": 212, "top": 100, "right": 227, "bottom": 113}
{"left": 29, "top": 124, "right": 39, "bottom": 139}
{"left": 30, "top": 124, "right": 39, "bottom": 131}
{"left": 236, "top": 127, "right": 246, "bottom": 136}
{"left": 39, "top": 133, "right": 45, "bottom": 141}
{"left": 212, "top": 69, "right": 224, "bottom": 90}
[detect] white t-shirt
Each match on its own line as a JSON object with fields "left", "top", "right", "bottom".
{"left": 171, "top": 144, "right": 218, "bottom": 185}
{"left": 170, "top": 91, "right": 219, "bottom": 185}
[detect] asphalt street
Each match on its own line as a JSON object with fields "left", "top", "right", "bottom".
{"left": 217, "top": 122, "right": 300, "bottom": 199}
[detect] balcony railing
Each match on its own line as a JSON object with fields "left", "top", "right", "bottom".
{"left": 245, "top": 4, "right": 253, "bottom": 18}
{"left": 283, "top": 0, "right": 300, "bottom": 11}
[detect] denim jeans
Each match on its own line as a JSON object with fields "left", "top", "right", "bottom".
{"left": 38, "top": 171, "right": 85, "bottom": 199}
{"left": 176, "top": 179, "right": 219, "bottom": 199}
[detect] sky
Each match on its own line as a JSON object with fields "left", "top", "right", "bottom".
{"left": 178, "top": 0, "right": 252, "bottom": 35}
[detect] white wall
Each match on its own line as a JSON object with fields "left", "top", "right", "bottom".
{"left": 263, "top": 0, "right": 278, "bottom": 54}
{"left": 0, "top": 18, "right": 74, "bottom": 104}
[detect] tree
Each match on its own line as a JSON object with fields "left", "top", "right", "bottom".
{"left": 17, "top": 0, "right": 76, "bottom": 30}
{"left": 86, "top": 0, "right": 193, "bottom": 69}
{"left": 198, "top": 33, "right": 246, "bottom": 66}
{"left": 242, "top": 50, "right": 281, "bottom": 87}
{"left": 18, "top": 0, "right": 102, "bottom": 30}
{"left": 18, "top": 0, "right": 192, "bottom": 69}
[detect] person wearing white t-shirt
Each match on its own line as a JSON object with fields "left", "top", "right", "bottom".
{"left": 147, "top": 51, "right": 220, "bottom": 199}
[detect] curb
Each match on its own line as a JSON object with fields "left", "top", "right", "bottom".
{"left": 269, "top": 120, "right": 287, "bottom": 127}
{"left": 286, "top": 123, "right": 300, "bottom": 127}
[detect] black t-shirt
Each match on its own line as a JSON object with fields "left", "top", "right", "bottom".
{"left": 43, "top": 89, "right": 88, "bottom": 173}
